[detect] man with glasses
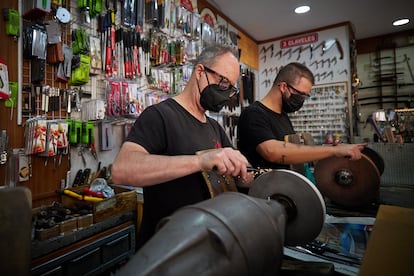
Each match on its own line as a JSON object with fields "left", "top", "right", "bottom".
{"left": 112, "top": 45, "right": 252, "bottom": 249}
{"left": 237, "top": 62, "right": 366, "bottom": 175}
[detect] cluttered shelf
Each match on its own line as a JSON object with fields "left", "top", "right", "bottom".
{"left": 30, "top": 183, "right": 142, "bottom": 275}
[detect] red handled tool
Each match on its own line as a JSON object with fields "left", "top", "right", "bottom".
{"left": 83, "top": 187, "right": 104, "bottom": 198}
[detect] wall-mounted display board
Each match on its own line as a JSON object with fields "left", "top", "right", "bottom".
{"left": 357, "top": 45, "right": 414, "bottom": 108}
{"left": 356, "top": 45, "right": 414, "bottom": 140}
{"left": 289, "top": 81, "right": 349, "bottom": 144}
{"left": 257, "top": 24, "right": 353, "bottom": 143}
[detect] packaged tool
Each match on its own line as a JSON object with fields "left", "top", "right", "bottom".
{"left": 0, "top": 58, "right": 10, "bottom": 99}
{"left": 99, "top": 122, "right": 113, "bottom": 151}
{"left": 23, "top": 23, "right": 47, "bottom": 60}
{"left": 5, "top": 81, "right": 18, "bottom": 108}
{"left": 68, "top": 119, "right": 82, "bottom": 144}
{"left": 81, "top": 121, "right": 94, "bottom": 145}
{"left": 70, "top": 54, "right": 91, "bottom": 85}
{"left": 3, "top": 9, "right": 19, "bottom": 37}
{"left": 72, "top": 28, "right": 90, "bottom": 55}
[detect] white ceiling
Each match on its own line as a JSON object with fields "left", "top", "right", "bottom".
{"left": 206, "top": 0, "right": 414, "bottom": 42}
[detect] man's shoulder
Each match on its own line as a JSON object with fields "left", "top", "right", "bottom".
{"left": 241, "top": 101, "right": 266, "bottom": 116}
{"left": 146, "top": 98, "right": 178, "bottom": 114}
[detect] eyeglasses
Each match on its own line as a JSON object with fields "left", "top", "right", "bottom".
{"left": 203, "top": 66, "right": 239, "bottom": 97}
{"left": 285, "top": 83, "right": 310, "bottom": 98}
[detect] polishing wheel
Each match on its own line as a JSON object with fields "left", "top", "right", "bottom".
{"left": 248, "top": 169, "right": 326, "bottom": 246}
{"left": 314, "top": 149, "right": 382, "bottom": 207}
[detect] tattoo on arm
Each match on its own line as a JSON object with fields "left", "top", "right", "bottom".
{"left": 278, "top": 142, "right": 288, "bottom": 163}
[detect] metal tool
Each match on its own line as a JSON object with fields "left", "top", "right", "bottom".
{"left": 322, "top": 38, "right": 344, "bottom": 59}
{"left": 117, "top": 169, "right": 325, "bottom": 275}
{"left": 314, "top": 147, "right": 384, "bottom": 207}
{"left": 404, "top": 54, "right": 414, "bottom": 81}
{"left": 249, "top": 169, "right": 326, "bottom": 246}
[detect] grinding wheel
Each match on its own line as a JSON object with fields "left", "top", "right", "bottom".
{"left": 314, "top": 154, "right": 380, "bottom": 207}
{"left": 362, "top": 147, "right": 385, "bottom": 175}
{"left": 248, "top": 169, "right": 326, "bottom": 246}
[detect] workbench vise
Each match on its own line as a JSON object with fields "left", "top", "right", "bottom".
{"left": 117, "top": 169, "right": 326, "bottom": 275}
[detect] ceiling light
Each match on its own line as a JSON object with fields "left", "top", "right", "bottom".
{"left": 393, "top": 18, "right": 409, "bottom": 26}
{"left": 295, "top": 5, "right": 310, "bottom": 14}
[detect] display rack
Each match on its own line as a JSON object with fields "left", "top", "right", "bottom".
{"left": 289, "top": 81, "right": 349, "bottom": 145}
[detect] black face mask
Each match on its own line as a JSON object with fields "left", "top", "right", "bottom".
{"left": 282, "top": 93, "right": 305, "bottom": 113}
{"left": 200, "top": 84, "right": 232, "bottom": 112}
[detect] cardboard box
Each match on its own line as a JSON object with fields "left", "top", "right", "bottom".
{"left": 61, "top": 185, "right": 137, "bottom": 223}
{"left": 359, "top": 205, "right": 414, "bottom": 276}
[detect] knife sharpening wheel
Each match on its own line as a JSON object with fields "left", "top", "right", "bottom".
{"left": 248, "top": 169, "right": 326, "bottom": 246}
{"left": 362, "top": 147, "right": 385, "bottom": 175}
{"left": 314, "top": 148, "right": 383, "bottom": 207}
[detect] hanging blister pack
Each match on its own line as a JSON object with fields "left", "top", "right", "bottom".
{"left": 136, "top": 0, "right": 145, "bottom": 31}
{"left": 81, "top": 121, "right": 94, "bottom": 145}
{"left": 56, "top": 120, "right": 69, "bottom": 152}
{"left": 3, "top": 9, "right": 20, "bottom": 37}
{"left": 78, "top": 0, "right": 103, "bottom": 22}
{"left": 68, "top": 119, "right": 82, "bottom": 145}
{"left": 32, "top": 118, "right": 47, "bottom": 154}
{"left": 121, "top": 0, "right": 137, "bottom": 27}
{"left": 5, "top": 81, "right": 18, "bottom": 108}
{"left": 90, "top": 36, "right": 102, "bottom": 74}
{"left": 31, "top": 58, "right": 45, "bottom": 83}
{"left": 22, "top": 23, "right": 47, "bottom": 83}
{"left": 47, "top": 42, "right": 64, "bottom": 64}
{"left": 0, "top": 58, "right": 10, "bottom": 99}
{"left": 70, "top": 54, "right": 91, "bottom": 85}
{"left": 23, "top": 23, "right": 48, "bottom": 59}
{"left": 33, "top": 25, "right": 47, "bottom": 59}
{"left": 72, "top": 28, "right": 90, "bottom": 55}
{"left": 18, "top": 149, "right": 30, "bottom": 182}
{"left": 56, "top": 44, "right": 73, "bottom": 82}
{"left": 89, "top": 0, "right": 103, "bottom": 18}
{"left": 38, "top": 121, "right": 59, "bottom": 157}
{"left": 45, "top": 20, "right": 64, "bottom": 64}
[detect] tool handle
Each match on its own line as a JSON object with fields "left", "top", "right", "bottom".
{"left": 84, "top": 187, "right": 104, "bottom": 198}
{"left": 62, "top": 189, "right": 103, "bottom": 202}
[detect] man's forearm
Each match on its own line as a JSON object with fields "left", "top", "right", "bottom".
{"left": 112, "top": 146, "right": 201, "bottom": 187}
{"left": 258, "top": 140, "right": 336, "bottom": 165}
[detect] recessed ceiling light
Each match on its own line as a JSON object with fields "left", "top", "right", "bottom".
{"left": 393, "top": 18, "right": 410, "bottom": 26}
{"left": 295, "top": 5, "right": 310, "bottom": 14}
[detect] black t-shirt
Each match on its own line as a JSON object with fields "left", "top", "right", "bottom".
{"left": 126, "top": 98, "right": 232, "bottom": 247}
{"left": 237, "top": 101, "right": 295, "bottom": 170}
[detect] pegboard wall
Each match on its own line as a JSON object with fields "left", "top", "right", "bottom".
{"left": 10, "top": 0, "right": 258, "bottom": 201}
{"left": 289, "top": 81, "right": 349, "bottom": 144}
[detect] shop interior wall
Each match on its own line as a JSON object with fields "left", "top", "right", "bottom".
{"left": 0, "top": 0, "right": 259, "bottom": 208}
{"left": 197, "top": 0, "right": 258, "bottom": 70}
{"left": 0, "top": 0, "right": 71, "bottom": 207}
{"left": 355, "top": 29, "right": 414, "bottom": 141}
{"left": 1, "top": 0, "right": 411, "bottom": 207}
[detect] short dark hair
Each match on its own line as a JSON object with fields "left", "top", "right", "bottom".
{"left": 195, "top": 45, "right": 236, "bottom": 68}
{"left": 273, "top": 62, "right": 315, "bottom": 87}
